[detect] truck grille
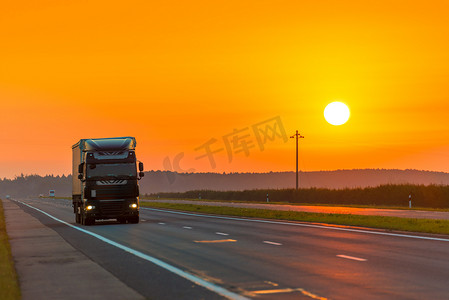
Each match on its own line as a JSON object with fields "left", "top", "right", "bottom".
{"left": 95, "top": 185, "right": 136, "bottom": 199}
{"left": 97, "top": 180, "right": 127, "bottom": 185}
{"left": 100, "top": 201, "right": 124, "bottom": 216}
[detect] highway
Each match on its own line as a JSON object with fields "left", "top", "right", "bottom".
{"left": 7, "top": 197, "right": 449, "bottom": 300}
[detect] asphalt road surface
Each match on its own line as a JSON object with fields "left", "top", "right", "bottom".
{"left": 6, "top": 197, "right": 449, "bottom": 299}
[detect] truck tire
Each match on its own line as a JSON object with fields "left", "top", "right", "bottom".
{"left": 80, "top": 213, "right": 93, "bottom": 226}
{"left": 129, "top": 216, "right": 139, "bottom": 224}
{"left": 75, "top": 205, "right": 81, "bottom": 224}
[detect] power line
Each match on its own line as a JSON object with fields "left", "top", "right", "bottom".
{"left": 290, "top": 130, "right": 304, "bottom": 190}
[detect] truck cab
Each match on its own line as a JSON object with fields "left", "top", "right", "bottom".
{"left": 72, "top": 137, "right": 144, "bottom": 225}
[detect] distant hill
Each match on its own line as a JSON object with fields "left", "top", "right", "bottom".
{"left": 2, "top": 169, "right": 449, "bottom": 198}
{"left": 139, "top": 169, "right": 449, "bottom": 194}
{"left": 0, "top": 174, "right": 72, "bottom": 198}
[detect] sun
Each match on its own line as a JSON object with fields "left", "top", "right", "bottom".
{"left": 324, "top": 102, "right": 350, "bottom": 126}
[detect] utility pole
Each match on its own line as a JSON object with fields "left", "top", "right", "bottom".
{"left": 290, "top": 130, "right": 304, "bottom": 190}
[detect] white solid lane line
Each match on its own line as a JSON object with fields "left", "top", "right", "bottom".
{"left": 183, "top": 226, "right": 193, "bottom": 229}
{"left": 337, "top": 255, "right": 367, "bottom": 262}
{"left": 158, "top": 222, "right": 166, "bottom": 225}
{"left": 15, "top": 200, "right": 249, "bottom": 300}
{"left": 216, "top": 232, "right": 229, "bottom": 236}
{"left": 263, "top": 241, "right": 282, "bottom": 246}
{"left": 143, "top": 207, "right": 449, "bottom": 242}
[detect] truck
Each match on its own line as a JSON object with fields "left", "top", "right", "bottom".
{"left": 72, "top": 137, "right": 144, "bottom": 225}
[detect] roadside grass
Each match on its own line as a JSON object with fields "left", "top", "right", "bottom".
{"left": 141, "top": 202, "right": 449, "bottom": 235}
{"left": 0, "top": 199, "right": 21, "bottom": 300}
{"left": 141, "top": 197, "right": 449, "bottom": 212}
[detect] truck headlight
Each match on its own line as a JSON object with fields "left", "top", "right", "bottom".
{"left": 129, "top": 203, "right": 138, "bottom": 208}
{"left": 86, "top": 205, "right": 95, "bottom": 210}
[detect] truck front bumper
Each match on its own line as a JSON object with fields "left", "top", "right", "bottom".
{"left": 84, "top": 198, "right": 139, "bottom": 220}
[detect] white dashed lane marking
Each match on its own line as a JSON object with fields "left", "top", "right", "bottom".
{"left": 194, "top": 239, "right": 237, "bottom": 243}
{"left": 251, "top": 287, "right": 327, "bottom": 299}
{"left": 263, "top": 241, "right": 282, "bottom": 246}
{"left": 337, "top": 255, "right": 367, "bottom": 262}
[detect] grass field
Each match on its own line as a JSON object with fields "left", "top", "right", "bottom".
{"left": 141, "top": 201, "right": 449, "bottom": 235}
{"left": 0, "top": 199, "right": 21, "bottom": 300}
{"left": 147, "top": 184, "right": 449, "bottom": 208}
{"left": 142, "top": 197, "right": 449, "bottom": 212}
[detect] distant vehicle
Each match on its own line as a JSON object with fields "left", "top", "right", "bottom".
{"left": 72, "top": 137, "right": 144, "bottom": 226}
{"left": 6, "top": 195, "right": 10, "bottom": 200}
{"left": 49, "top": 190, "right": 55, "bottom": 197}
{"left": 39, "top": 194, "right": 44, "bottom": 198}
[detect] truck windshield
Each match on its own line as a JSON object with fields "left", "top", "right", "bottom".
{"left": 86, "top": 163, "right": 136, "bottom": 179}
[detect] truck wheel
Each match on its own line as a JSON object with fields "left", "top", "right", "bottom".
{"left": 80, "top": 213, "right": 92, "bottom": 225}
{"left": 75, "top": 205, "right": 81, "bottom": 224}
{"left": 129, "top": 216, "right": 139, "bottom": 224}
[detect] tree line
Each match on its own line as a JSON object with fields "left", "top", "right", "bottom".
{"left": 148, "top": 184, "right": 449, "bottom": 209}
{"left": 0, "top": 174, "right": 71, "bottom": 198}
{"left": 2, "top": 170, "right": 449, "bottom": 208}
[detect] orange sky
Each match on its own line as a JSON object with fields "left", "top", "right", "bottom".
{"left": 1, "top": 0, "right": 449, "bottom": 179}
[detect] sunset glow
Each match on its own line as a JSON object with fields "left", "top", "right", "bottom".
{"left": 1, "top": 1, "right": 449, "bottom": 178}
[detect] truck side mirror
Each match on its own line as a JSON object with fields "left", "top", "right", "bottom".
{"left": 139, "top": 172, "right": 145, "bottom": 178}
{"left": 78, "top": 174, "right": 83, "bottom": 180}
{"left": 78, "top": 163, "right": 84, "bottom": 174}
{"left": 139, "top": 162, "right": 144, "bottom": 172}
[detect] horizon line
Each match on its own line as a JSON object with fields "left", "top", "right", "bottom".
{"left": 2, "top": 168, "right": 449, "bottom": 180}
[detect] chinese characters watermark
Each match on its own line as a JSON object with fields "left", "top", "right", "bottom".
{"left": 163, "top": 116, "right": 288, "bottom": 184}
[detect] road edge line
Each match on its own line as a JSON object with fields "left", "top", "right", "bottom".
{"left": 142, "top": 207, "right": 449, "bottom": 242}
{"left": 14, "top": 200, "right": 249, "bottom": 300}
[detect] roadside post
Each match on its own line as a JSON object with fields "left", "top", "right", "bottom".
{"left": 267, "top": 193, "right": 269, "bottom": 203}
{"left": 409, "top": 194, "right": 412, "bottom": 208}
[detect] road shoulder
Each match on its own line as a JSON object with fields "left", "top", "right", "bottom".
{"left": 2, "top": 199, "right": 144, "bottom": 300}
